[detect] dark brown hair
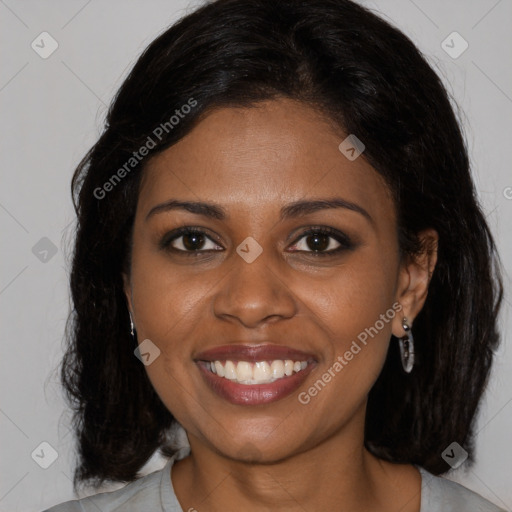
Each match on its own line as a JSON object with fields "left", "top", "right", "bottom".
{"left": 62, "top": 0, "right": 503, "bottom": 490}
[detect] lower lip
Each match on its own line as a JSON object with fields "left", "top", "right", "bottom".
{"left": 196, "top": 361, "right": 316, "bottom": 405}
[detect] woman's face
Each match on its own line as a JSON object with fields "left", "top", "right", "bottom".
{"left": 125, "top": 98, "right": 430, "bottom": 462}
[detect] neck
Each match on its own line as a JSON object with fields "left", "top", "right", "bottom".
{"left": 171, "top": 407, "right": 421, "bottom": 512}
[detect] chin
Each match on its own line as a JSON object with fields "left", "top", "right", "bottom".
{"left": 208, "top": 428, "right": 310, "bottom": 465}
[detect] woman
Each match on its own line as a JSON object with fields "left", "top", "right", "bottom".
{"left": 45, "top": 0, "right": 506, "bottom": 510}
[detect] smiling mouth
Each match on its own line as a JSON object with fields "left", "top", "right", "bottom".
{"left": 201, "top": 359, "right": 310, "bottom": 385}
{"left": 193, "top": 343, "right": 318, "bottom": 404}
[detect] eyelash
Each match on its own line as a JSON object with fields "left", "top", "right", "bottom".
{"left": 159, "top": 226, "right": 353, "bottom": 257}
{"left": 290, "top": 227, "right": 353, "bottom": 256}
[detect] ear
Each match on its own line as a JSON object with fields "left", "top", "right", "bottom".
{"left": 392, "top": 228, "right": 438, "bottom": 337}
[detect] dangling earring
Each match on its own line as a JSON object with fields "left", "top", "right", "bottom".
{"left": 399, "top": 317, "right": 414, "bottom": 373}
{"left": 129, "top": 311, "right": 135, "bottom": 338}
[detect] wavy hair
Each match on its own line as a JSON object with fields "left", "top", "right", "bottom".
{"left": 61, "top": 0, "right": 503, "bottom": 489}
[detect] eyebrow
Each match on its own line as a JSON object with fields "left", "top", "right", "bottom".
{"left": 145, "top": 198, "right": 373, "bottom": 225}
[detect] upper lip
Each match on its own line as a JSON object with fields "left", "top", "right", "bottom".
{"left": 194, "top": 343, "right": 316, "bottom": 363}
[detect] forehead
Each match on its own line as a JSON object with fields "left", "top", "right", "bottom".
{"left": 138, "top": 98, "right": 394, "bottom": 224}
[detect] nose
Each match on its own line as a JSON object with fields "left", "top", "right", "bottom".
{"left": 212, "top": 248, "right": 297, "bottom": 328}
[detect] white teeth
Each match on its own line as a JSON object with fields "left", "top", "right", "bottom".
{"left": 207, "top": 359, "right": 309, "bottom": 384}
{"left": 270, "top": 360, "right": 285, "bottom": 378}
{"left": 253, "top": 361, "right": 271, "bottom": 381}
{"left": 224, "top": 360, "right": 237, "bottom": 380}
{"left": 214, "top": 361, "right": 225, "bottom": 377}
{"left": 236, "top": 361, "right": 252, "bottom": 381}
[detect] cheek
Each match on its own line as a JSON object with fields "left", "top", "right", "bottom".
{"left": 307, "top": 247, "right": 399, "bottom": 386}
{"left": 128, "top": 247, "right": 210, "bottom": 417}
{"left": 309, "top": 248, "right": 397, "bottom": 334}
{"left": 129, "top": 243, "right": 215, "bottom": 341}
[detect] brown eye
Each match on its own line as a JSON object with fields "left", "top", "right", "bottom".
{"left": 288, "top": 227, "right": 353, "bottom": 256}
{"left": 180, "top": 232, "right": 207, "bottom": 251}
{"left": 302, "top": 233, "right": 334, "bottom": 252}
{"left": 160, "top": 227, "right": 223, "bottom": 253}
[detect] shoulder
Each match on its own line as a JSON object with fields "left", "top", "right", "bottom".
{"left": 42, "top": 459, "right": 179, "bottom": 512}
{"left": 418, "top": 467, "right": 507, "bottom": 512}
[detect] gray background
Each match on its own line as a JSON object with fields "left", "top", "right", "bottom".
{"left": 0, "top": 1, "right": 511, "bottom": 510}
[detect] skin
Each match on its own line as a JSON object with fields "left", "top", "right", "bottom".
{"left": 124, "top": 98, "right": 438, "bottom": 512}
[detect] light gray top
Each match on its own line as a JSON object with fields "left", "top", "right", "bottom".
{"left": 44, "top": 449, "right": 507, "bottom": 512}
